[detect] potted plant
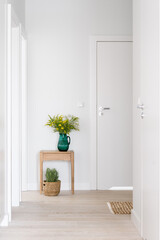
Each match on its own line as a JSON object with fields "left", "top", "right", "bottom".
{"left": 46, "top": 114, "right": 79, "bottom": 151}
{"left": 44, "top": 168, "right": 61, "bottom": 196}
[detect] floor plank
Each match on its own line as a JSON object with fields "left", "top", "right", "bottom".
{"left": 0, "top": 190, "right": 142, "bottom": 240}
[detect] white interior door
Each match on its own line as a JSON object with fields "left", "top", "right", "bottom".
{"left": 141, "top": 0, "right": 159, "bottom": 239}
{"left": 97, "top": 41, "right": 132, "bottom": 189}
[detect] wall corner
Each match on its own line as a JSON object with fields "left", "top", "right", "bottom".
{"left": 131, "top": 209, "right": 141, "bottom": 235}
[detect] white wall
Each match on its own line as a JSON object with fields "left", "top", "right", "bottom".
{"left": 0, "top": 0, "right": 7, "bottom": 225}
{"left": 26, "top": 0, "right": 132, "bottom": 190}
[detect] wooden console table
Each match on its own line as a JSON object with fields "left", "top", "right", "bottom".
{"left": 40, "top": 150, "right": 74, "bottom": 194}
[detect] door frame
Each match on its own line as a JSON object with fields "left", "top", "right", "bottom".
{"left": 5, "top": 3, "right": 12, "bottom": 224}
{"left": 11, "top": 9, "right": 21, "bottom": 207}
{"left": 21, "top": 32, "right": 28, "bottom": 192}
{"left": 89, "top": 36, "right": 132, "bottom": 190}
{"left": 5, "top": 3, "right": 27, "bottom": 224}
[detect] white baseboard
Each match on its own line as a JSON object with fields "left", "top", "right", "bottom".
{"left": 12, "top": 201, "right": 20, "bottom": 207}
{"left": 61, "top": 183, "right": 90, "bottom": 190}
{"left": 28, "top": 182, "right": 90, "bottom": 191}
{"left": 28, "top": 183, "right": 39, "bottom": 190}
{"left": 109, "top": 186, "right": 133, "bottom": 190}
{"left": 0, "top": 214, "right": 9, "bottom": 227}
{"left": 131, "top": 209, "right": 141, "bottom": 234}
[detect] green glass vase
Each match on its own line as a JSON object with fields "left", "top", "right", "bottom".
{"left": 58, "top": 134, "right": 71, "bottom": 151}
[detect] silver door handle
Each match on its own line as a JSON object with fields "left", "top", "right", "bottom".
{"left": 99, "top": 106, "right": 110, "bottom": 111}
{"left": 141, "top": 112, "right": 145, "bottom": 119}
{"left": 137, "top": 104, "right": 144, "bottom": 110}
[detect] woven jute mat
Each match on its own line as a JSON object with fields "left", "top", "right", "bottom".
{"left": 107, "top": 201, "right": 133, "bottom": 214}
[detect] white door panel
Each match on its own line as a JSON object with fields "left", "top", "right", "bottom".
{"left": 97, "top": 42, "right": 132, "bottom": 189}
{"left": 141, "top": 0, "right": 159, "bottom": 238}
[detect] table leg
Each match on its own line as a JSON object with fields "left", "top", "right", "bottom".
{"left": 71, "top": 152, "right": 74, "bottom": 194}
{"left": 40, "top": 153, "right": 43, "bottom": 194}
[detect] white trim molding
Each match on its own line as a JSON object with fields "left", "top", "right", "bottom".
{"left": 5, "top": 2, "right": 12, "bottom": 223}
{"left": 90, "top": 36, "right": 133, "bottom": 190}
{"left": 21, "top": 35, "right": 28, "bottom": 192}
{"left": 28, "top": 182, "right": 90, "bottom": 191}
{"left": 5, "top": 3, "right": 27, "bottom": 222}
{"left": 131, "top": 209, "right": 141, "bottom": 234}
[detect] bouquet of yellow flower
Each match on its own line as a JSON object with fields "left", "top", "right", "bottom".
{"left": 46, "top": 114, "right": 79, "bottom": 135}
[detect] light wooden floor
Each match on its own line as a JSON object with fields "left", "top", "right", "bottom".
{"left": 0, "top": 191, "right": 142, "bottom": 240}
